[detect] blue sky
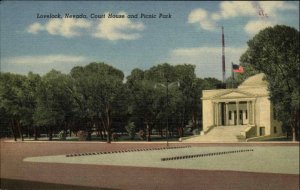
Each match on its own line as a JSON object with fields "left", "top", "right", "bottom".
{"left": 1, "top": 1, "right": 299, "bottom": 80}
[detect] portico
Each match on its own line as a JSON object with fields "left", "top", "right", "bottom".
{"left": 212, "top": 100, "right": 256, "bottom": 126}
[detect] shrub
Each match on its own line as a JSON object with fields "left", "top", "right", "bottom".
{"left": 77, "top": 130, "right": 87, "bottom": 141}
{"left": 192, "top": 128, "right": 200, "bottom": 135}
{"left": 58, "top": 130, "right": 67, "bottom": 140}
{"left": 112, "top": 133, "right": 119, "bottom": 141}
{"left": 138, "top": 130, "right": 146, "bottom": 140}
{"left": 125, "top": 122, "right": 136, "bottom": 140}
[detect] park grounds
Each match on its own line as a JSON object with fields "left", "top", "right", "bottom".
{"left": 0, "top": 139, "right": 299, "bottom": 190}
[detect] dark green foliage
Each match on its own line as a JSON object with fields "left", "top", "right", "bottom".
{"left": 1, "top": 62, "right": 222, "bottom": 141}
{"left": 70, "top": 62, "right": 126, "bottom": 143}
{"left": 240, "top": 25, "right": 299, "bottom": 141}
{"left": 33, "top": 70, "right": 74, "bottom": 140}
{"left": 126, "top": 63, "right": 222, "bottom": 140}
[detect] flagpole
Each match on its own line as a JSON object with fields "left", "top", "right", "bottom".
{"left": 231, "top": 62, "right": 234, "bottom": 88}
{"left": 222, "top": 26, "right": 225, "bottom": 83}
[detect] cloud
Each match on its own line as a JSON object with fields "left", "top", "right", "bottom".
{"left": 259, "top": 1, "right": 297, "bottom": 17}
{"left": 3, "top": 54, "right": 90, "bottom": 74}
{"left": 26, "top": 19, "right": 91, "bottom": 38}
{"left": 188, "top": 8, "right": 216, "bottom": 31}
{"left": 6, "top": 54, "right": 88, "bottom": 65}
{"left": 26, "top": 22, "right": 44, "bottom": 34}
{"left": 219, "top": 1, "right": 256, "bottom": 19}
{"left": 166, "top": 46, "right": 247, "bottom": 79}
{"left": 26, "top": 11, "right": 145, "bottom": 41}
{"left": 188, "top": 1, "right": 298, "bottom": 33}
{"left": 45, "top": 19, "right": 91, "bottom": 38}
{"left": 92, "top": 12, "right": 145, "bottom": 41}
{"left": 244, "top": 20, "right": 274, "bottom": 35}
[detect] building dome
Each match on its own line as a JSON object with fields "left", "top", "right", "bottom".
{"left": 238, "top": 73, "right": 268, "bottom": 89}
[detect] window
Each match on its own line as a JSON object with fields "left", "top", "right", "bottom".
{"left": 245, "top": 110, "right": 248, "bottom": 119}
{"left": 274, "top": 126, "right": 277, "bottom": 134}
{"left": 229, "top": 111, "right": 232, "bottom": 120}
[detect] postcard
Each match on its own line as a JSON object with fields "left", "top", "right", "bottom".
{"left": 0, "top": 1, "right": 299, "bottom": 190}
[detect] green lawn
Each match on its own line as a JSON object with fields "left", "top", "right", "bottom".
{"left": 24, "top": 146, "right": 299, "bottom": 175}
{"left": 247, "top": 136, "right": 291, "bottom": 142}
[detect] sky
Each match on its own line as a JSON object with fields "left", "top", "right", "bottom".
{"left": 1, "top": 1, "right": 299, "bottom": 80}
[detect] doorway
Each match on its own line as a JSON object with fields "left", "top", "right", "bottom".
{"left": 259, "top": 127, "right": 265, "bottom": 136}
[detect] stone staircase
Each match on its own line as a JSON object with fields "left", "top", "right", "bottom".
{"left": 184, "top": 125, "right": 248, "bottom": 142}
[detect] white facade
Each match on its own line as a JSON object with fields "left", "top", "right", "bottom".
{"left": 202, "top": 73, "right": 283, "bottom": 138}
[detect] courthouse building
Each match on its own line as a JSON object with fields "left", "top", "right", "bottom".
{"left": 201, "top": 73, "right": 283, "bottom": 139}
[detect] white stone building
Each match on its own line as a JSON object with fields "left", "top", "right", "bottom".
{"left": 201, "top": 73, "right": 283, "bottom": 139}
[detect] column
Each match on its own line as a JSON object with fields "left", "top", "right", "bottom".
{"left": 252, "top": 100, "right": 256, "bottom": 125}
{"left": 213, "top": 102, "right": 217, "bottom": 126}
{"left": 215, "top": 103, "right": 219, "bottom": 126}
{"left": 247, "top": 101, "right": 250, "bottom": 125}
{"left": 212, "top": 102, "right": 215, "bottom": 126}
{"left": 213, "top": 102, "right": 216, "bottom": 126}
{"left": 225, "top": 102, "right": 229, "bottom": 126}
{"left": 218, "top": 103, "right": 222, "bottom": 126}
{"left": 249, "top": 101, "right": 253, "bottom": 125}
{"left": 236, "top": 101, "right": 240, "bottom": 125}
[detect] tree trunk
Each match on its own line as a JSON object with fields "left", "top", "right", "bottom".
{"left": 146, "top": 124, "right": 151, "bottom": 141}
{"left": 99, "top": 129, "right": 104, "bottom": 140}
{"left": 49, "top": 126, "right": 53, "bottom": 141}
{"left": 69, "top": 121, "right": 72, "bottom": 137}
{"left": 100, "top": 115, "right": 107, "bottom": 140}
{"left": 106, "top": 108, "right": 112, "bottom": 143}
{"left": 97, "top": 121, "right": 104, "bottom": 140}
{"left": 178, "top": 127, "right": 183, "bottom": 138}
{"left": 292, "top": 125, "right": 296, "bottom": 142}
{"left": 291, "top": 108, "right": 299, "bottom": 141}
{"left": 107, "top": 128, "right": 111, "bottom": 143}
{"left": 86, "top": 121, "right": 92, "bottom": 141}
{"left": 34, "top": 126, "right": 38, "bottom": 140}
{"left": 64, "top": 122, "right": 68, "bottom": 140}
{"left": 160, "top": 128, "right": 164, "bottom": 138}
{"left": 10, "top": 119, "right": 17, "bottom": 141}
{"left": 16, "top": 120, "right": 24, "bottom": 141}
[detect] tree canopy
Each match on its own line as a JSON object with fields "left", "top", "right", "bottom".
{"left": 240, "top": 25, "right": 299, "bottom": 141}
{"left": 0, "top": 60, "right": 223, "bottom": 142}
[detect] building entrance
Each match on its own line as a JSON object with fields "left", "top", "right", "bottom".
{"left": 214, "top": 101, "right": 254, "bottom": 126}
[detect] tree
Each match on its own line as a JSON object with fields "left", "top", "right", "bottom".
{"left": 19, "top": 72, "right": 41, "bottom": 140}
{"left": 240, "top": 25, "right": 299, "bottom": 141}
{"left": 127, "top": 77, "right": 166, "bottom": 141}
{"left": 0, "top": 73, "right": 29, "bottom": 141}
{"left": 127, "top": 63, "right": 206, "bottom": 140}
{"left": 34, "top": 70, "right": 73, "bottom": 140}
{"left": 70, "top": 62, "right": 126, "bottom": 143}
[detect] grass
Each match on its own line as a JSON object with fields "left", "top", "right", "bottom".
{"left": 24, "top": 146, "right": 300, "bottom": 175}
{"left": 247, "top": 136, "right": 291, "bottom": 142}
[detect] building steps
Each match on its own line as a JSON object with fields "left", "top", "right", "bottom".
{"left": 184, "top": 125, "right": 248, "bottom": 142}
